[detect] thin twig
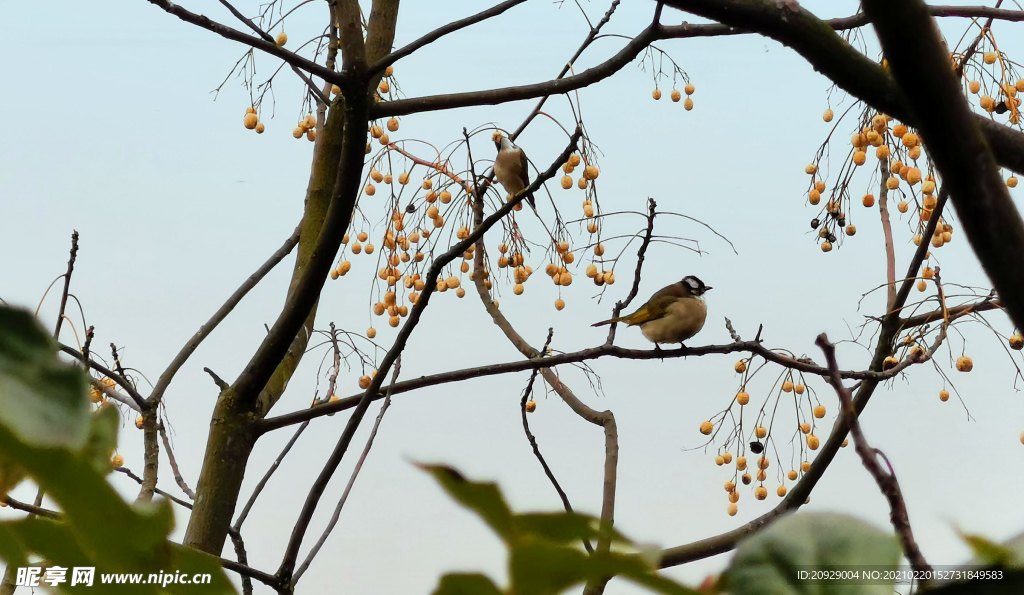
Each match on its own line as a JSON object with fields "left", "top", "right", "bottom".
{"left": 53, "top": 230, "right": 79, "bottom": 340}
{"left": 605, "top": 197, "right": 656, "bottom": 345}
{"left": 227, "top": 527, "right": 254, "bottom": 595}
{"left": 158, "top": 423, "right": 196, "bottom": 500}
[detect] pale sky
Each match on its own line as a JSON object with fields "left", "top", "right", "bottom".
{"left": 2, "top": 1, "right": 1023, "bottom": 593}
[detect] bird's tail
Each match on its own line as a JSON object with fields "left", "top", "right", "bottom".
{"left": 592, "top": 316, "right": 627, "bottom": 327}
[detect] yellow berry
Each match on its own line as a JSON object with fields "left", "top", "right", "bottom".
{"left": 897, "top": 201, "right": 909, "bottom": 213}
{"left": 917, "top": 279, "right": 927, "bottom": 292}
{"left": 135, "top": 415, "right": 144, "bottom": 429}
{"left": 275, "top": 31, "right": 288, "bottom": 46}
{"left": 715, "top": 456, "right": 725, "bottom": 466}
{"left": 358, "top": 375, "right": 371, "bottom": 389}
{"left": 671, "top": 89, "right": 681, "bottom": 102}
{"left": 755, "top": 487, "right": 767, "bottom": 500}
{"left": 801, "top": 461, "right": 812, "bottom": 472}
{"left": 727, "top": 503, "right": 738, "bottom": 516}
{"left": 755, "top": 426, "right": 767, "bottom": 439}
{"left": 652, "top": 89, "right": 662, "bottom": 100}
{"left": 820, "top": 241, "right": 832, "bottom": 253}
{"left": 853, "top": 151, "right": 866, "bottom": 166}
{"left": 800, "top": 422, "right": 810, "bottom": 434}
{"left": 1009, "top": 334, "right": 1023, "bottom": 350}
{"left": 724, "top": 481, "right": 736, "bottom": 492}
{"left": 684, "top": 83, "right": 695, "bottom": 95}
{"left": 984, "top": 51, "right": 997, "bottom": 64}
{"left": 561, "top": 175, "right": 573, "bottom": 189}
{"left": 969, "top": 80, "right": 981, "bottom": 94}
{"left": 555, "top": 299, "right": 565, "bottom": 311}
{"left": 111, "top": 455, "right": 124, "bottom": 468}
{"left": 794, "top": 383, "right": 805, "bottom": 394}
{"left": 736, "top": 456, "right": 747, "bottom": 470}
{"left": 823, "top": 109, "right": 834, "bottom": 122}
{"left": 757, "top": 456, "right": 770, "bottom": 470}
{"left": 387, "top": 117, "right": 399, "bottom": 132}
{"left": 1009, "top": 177, "right": 1019, "bottom": 188}
{"left": 723, "top": 452, "right": 733, "bottom": 464}
{"left": 700, "top": 421, "right": 714, "bottom": 435}
{"left": 813, "top": 405, "right": 826, "bottom": 419}
{"left": 806, "top": 434, "right": 820, "bottom": 450}
{"left": 777, "top": 486, "right": 787, "bottom": 497}
{"left": 782, "top": 380, "right": 794, "bottom": 392}
{"left": 379, "top": 80, "right": 390, "bottom": 94}
{"left": 846, "top": 225, "right": 856, "bottom": 236}
{"left": 683, "top": 97, "right": 693, "bottom": 110}
{"left": 939, "top": 389, "right": 949, "bottom": 402}
{"left": 736, "top": 391, "right": 750, "bottom": 406}
{"left": 956, "top": 356, "right": 973, "bottom": 372}
{"left": 735, "top": 360, "right": 747, "bottom": 373}
{"left": 525, "top": 400, "right": 537, "bottom": 413}
{"left": 788, "top": 470, "right": 798, "bottom": 481}
{"left": 364, "top": 243, "right": 375, "bottom": 254}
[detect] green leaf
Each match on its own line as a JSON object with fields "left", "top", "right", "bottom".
{"left": 432, "top": 573, "right": 503, "bottom": 595}
{"left": 81, "top": 404, "right": 120, "bottom": 476}
{"left": 0, "top": 306, "right": 90, "bottom": 449}
{"left": 513, "top": 512, "right": 628, "bottom": 546}
{"left": 958, "top": 529, "right": 1021, "bottom": 568}
{"left": 509, "top": 536, "right": 593, "bottom": 595}
{"left": 726, "top": 512, "right": 901, "bottom": 595}
{"left": 418, "top": 463, "right": 514, "bottom": 543}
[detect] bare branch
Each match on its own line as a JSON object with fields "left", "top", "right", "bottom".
{"left": 53, "top": 231, "right": 79, "bottom": 341}
{"left": 815, "top": 333, "right": 931, "bottom": 576}
{"left": 604, "top": 198, "right": 656, "bottom": 345}
{"left": 216, "top": 0, "right": 330, "bottom": 104}
{"left": 372, "top": 0, "right": 529, "bottom": 75}
{"left": 59, "top": 344, "right": 146, "bottom": 410}
{"left": 158, "top": 423, "right": 196, "bottom": 501}
{"left": 1, "top": 496, "right": 61, "bottom": 519}
{"left": 149, "top": 225, "right": 300, "bottom": 407}
{"left": 145, "top": 0, "right": 346, "bottom": 86}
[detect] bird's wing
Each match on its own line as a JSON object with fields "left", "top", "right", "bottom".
{"left": 623, "top": 293, "right": 680, "bottom": 325}
{"left": 518, "top": 148, "right": 530, "bottom": 189}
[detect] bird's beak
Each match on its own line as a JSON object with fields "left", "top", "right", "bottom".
{"left": 704, "top": 286, "right": 713, "bottom": 291}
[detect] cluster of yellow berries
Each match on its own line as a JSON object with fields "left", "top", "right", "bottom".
{"left": 968, "top": 74, "right": 1023, "bottom": 125}
{"left": 89, "top": 377, "right": 118, "bottom": 404}
{"left": 559, "top": 154, "right": 599, "bottom": 191}
{"left": 652, "top": 83, "right": 695, "bottom": 110}
{"left": 243, "top": 107, "right": 266, "bottom": 134}
{"left": 292, "top": 114, "right": 317, "bottom": 141}
{"left": 378, "top": 66, "right": 395, "bottom": 96}
{"left": 719, "top": 454, "right": 815, "bottom": 516}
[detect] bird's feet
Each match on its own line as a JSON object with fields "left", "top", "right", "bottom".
{"left": 654, "top": 343, "right": 664, "bottom": 361}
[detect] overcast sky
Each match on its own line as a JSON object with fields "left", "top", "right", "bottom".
{"left": 2, "top": 0, "right": 1024, "bottom": 593}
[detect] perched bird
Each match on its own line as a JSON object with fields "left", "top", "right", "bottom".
{"left": 493, "top": 131, "right": 535, "bottom": 208}
{"left": 592, "top": 276, "right": 711, "bottom": 346}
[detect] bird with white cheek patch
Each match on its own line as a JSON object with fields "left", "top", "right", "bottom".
{"left": 492, "top": 131, "right": 535, "bottom": 208}
{"left": 592, "top": 276, "right": 711, "bottom": 347}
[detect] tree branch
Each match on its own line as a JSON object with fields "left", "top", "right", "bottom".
{"left": 370, "top": 0, "right": 530, "bottom": 76}
{"left": 148, "top": 225, "right": 300, "bottom": 407}
{"left": 145, "top": 0, "right": 345, "bottom": 86}
{"left": 815, "top": 333, "right": 931, "bottom": 576}
{"left": 659, "top": 0, "right": 1024, "bottom": 175}
{"left": 158, "top": 423, "right": 196, "bottom": 501}
{"left": 863, "top": 0, "right": 1024, "bottom": 333}
{"left": 59, "top": 344, "right": 146, "bottom": 410}
{"left": 604, "top": 197, "right": 656, "bottom": 345}
{"left": 53, "top": 231, "right": 79, "bottom": 341}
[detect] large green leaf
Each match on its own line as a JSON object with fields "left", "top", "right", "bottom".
{"left": 0, "top": 305, "right": 234, "bottom": 594}
{"left": 423, "top": 463, "right": 699, "bottom": 595}
{"left": 418, "top": 463, "right": 515, "bottom": 543}
{"left": 726, "top": 512, "right": 901, "bottom": 595}
{"left": 0, "top": 306, "right": 90, "bottom": 449}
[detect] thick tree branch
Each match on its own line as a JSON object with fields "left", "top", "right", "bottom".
{"left": 863, "top": 0, "right": 1024, "bottom": 333}
{"left": 659, "top": 0, "right": 1024, "bottom": 175}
